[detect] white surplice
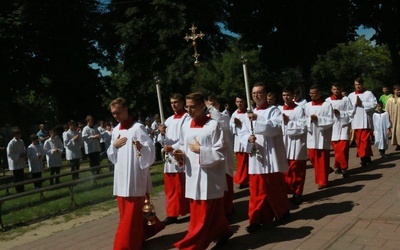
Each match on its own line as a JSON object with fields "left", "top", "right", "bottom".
{"left": 230, "top": 109, "right": 248, "bottom": 153}
{"left": 157, "top": 113, "right": 190, "bottom": 173}
{"left": 348, "top": 91, "right": 377, "bottom": 129}
{"left": 325, "top": 96, "right": 353, "bottom": 141}
{"left": 240, "top": 106, "right": 288, "bottom": 174}
{"left": 278, "top": 105, "right": 308, "bottom": 160}
{"left": 108, "top": 122, "right": 155, "bottom": 197}
{"left": 304, "top": 102, "right": 334, "bottom": 150}
{"left": 177, "top": 118, "right": 226, "bottom": 200}
{"left": 373, "top": 112, "right": 391, "bottom": 150}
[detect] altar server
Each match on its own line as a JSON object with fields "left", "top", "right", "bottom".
{"left": 304, "top": 85, "right": 334, "bottom": 189}
{"left": 173, "top": 92, "right": 232, "bottom": 249}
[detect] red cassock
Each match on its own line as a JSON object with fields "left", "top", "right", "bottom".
{"left": 307, "top": 149, "right": 334, "bottom": 187}
{"left": 354, "top": 129, "right": 373, "bottom": 158}
{"left": 174, "top": 198, "right": 230, "bottom": 250}
{"left": 331, "top": 140, "right": 349, "bottom": 170}
{"left": 248, "top": 173, "right": 290, "bottom": 225}
{"left": 233, "top": 152, "right": 249, "bottom": 185}
{"left": 284, "top": 159, "right": 307, "bottom": 195}
{"left": 164, "top": 172, "right": 189, "bottom": 217}
{"left": 113, "top": 196, "right": 145, "bottom": 250}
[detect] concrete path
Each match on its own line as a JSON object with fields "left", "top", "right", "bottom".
{"left": 8, "top": 145, "right": 400, "bottom": 249}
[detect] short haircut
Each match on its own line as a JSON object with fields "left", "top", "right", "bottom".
{"left": 207, "top": 94, "right": 220, "bottom": 102}
{"left": 186, "top": 92, "right": 205, "bottom": 105}
{"left": 253, "top": 82, "right": 267, "bottom": 91}
{"left": 282, "top": 87, "right": 294, "bottom": 94}
{"left": 30, "top": 134, "right": 38, "bottom": 141}
{"left": 108, "top": 97, "right": 128, "bottom": 110}
{"left": 377, "top": 101, "right": 383, "bottom": 106}
{"left": 393, "top": 85, "right": 400, "bottom": 90}
{"left": 309, "top": 84, "right": 321, "bottom": 92}
{"left": 68, "top": 120, "right": 76, "bottom": 126}
{"left": 86, "top": 115, "right": 93, "bottom": 123}
{"left": 354, "top": 76, "right": 365, "bottom": 84}
{"left": 332, "top": 82, "right": 343, "bottom": 89}
{"left": 170, "top": 93, "right": 184, "bottom": 102}
{"left": 12, "top": 127, "right": 21, "bottom": 136}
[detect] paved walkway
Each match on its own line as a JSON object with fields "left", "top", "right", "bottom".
{"left": 8, "top": 145, "right": 400, "bottom": 249}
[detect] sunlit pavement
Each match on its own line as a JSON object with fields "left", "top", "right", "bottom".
{"left": 12, "top": 145, "right": 400, "bottom": 250}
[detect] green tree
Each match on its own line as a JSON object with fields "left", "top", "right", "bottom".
{"left": 0, "top": 0, "right": 105, "bottom": 127}
{"left": 353, "top": 0, "right": 400, "bottom": 84}
{"left": 98, "top": 0, "right": 228, "bottom": 117}
{"left": 222, "top": 0, "right": 358, "bottom": 82}
{"left": 311, "top": 36, "right": 394, "bottom": 94}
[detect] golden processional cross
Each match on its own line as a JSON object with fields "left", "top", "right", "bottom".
{"left": 184, "top": 24, "right": 205, "bottom": 66}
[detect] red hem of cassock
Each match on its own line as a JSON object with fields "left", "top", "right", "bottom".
{"left": 224, "top": 174, "right": 234, "bottom": 215}
{"left": 354, "top": 129, "right": 373, "bottom": 158}
{"left": 164, "top": 172, "right": 189, "bottom": 217}
{"left": 308, "top": 149, "right": 334, "bottom": 186}
{"left": 284, "top": 160, "right": 307, "bottom": 195}
{"left": 331, "top": 140, "right": 349, "bottom": 169}
{"left": 233, "top": 152, "right": 249, "bottom": 185}
{"left": 174, "top": 198, "right": 231, "bottom": 250}
{"left": 248, "top": 173, "right": 290, "bottom": 225}
{"left": 114, "top": 196, "right": 145, "bottom": 250}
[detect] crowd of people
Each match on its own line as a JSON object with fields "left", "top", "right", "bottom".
{"left": 109, "top": 76, "right": 398, "bottom": 250}
{"left": 4, "top": 116, "right": 116, "bottom": 192}
{"left": 6, "top": 76, "right": 400, "bottom": 249}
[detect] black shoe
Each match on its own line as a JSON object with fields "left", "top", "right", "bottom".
{"left": 245, "top": 223, "right": 261, "bottom": 233}
{"left": 334, "top": 168, "right": 342, "bottom": 174}
{"left": 239, "top": 184, "right": 249, "bottom": 189}
{"left": 396, "top": 145, "right": 400, "bottom": 151}
{"left": 216, "top": 231, "right": 233, "bottom": 246}
{"left": 291, "top": 194, "right": 303, "bottom": 205}
{"left": 162, "top": 216, "right": 178, "bottom": 225}
{"left": 342, "top": 169, "right": 349, "bottom": 178}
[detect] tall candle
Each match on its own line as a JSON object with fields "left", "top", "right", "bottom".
{"left": 155, "top": 82, "right": 165, "bottom": 124}
{"left": 242, "top": 58, "right": 252, "bottom": 111}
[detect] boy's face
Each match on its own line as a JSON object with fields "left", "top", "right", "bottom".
{"left": 377, "top": 104, "right": 383, "bottom": 112}
{"left": 394, "top": 88, "right": 400, "bottom": 97}
{"left": 382, "top": 87, "right": 389, "bottom": 94}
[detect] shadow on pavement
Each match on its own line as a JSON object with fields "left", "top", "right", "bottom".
{"left": 303, "top": 185, "right": 364, "bottom": 203}
{"left": 210, "top": 225, "right": 313, "bottom": 250}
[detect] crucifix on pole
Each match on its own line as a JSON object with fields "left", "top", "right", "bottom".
{"left": 184, "top": 24, "right": 205, "bottom": 66}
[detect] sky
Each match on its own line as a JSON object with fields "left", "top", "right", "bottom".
{"left": 357, "top": 26, "right": 375, "bottom": 40}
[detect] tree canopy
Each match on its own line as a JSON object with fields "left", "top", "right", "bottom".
{"left": 1, "top": 0, "right": 399, "bottom": 130}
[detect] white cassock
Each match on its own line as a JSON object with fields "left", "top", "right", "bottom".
{"left": 157, "top": 113, "right": 190, "bottom": 173}
{"left": 7, "top": 138, "right": 26, "bottom": 170}
{"left": 208, "top": 106, "right": 234, "bottom": 177}
{"left": 27, "top": 143, "right": 45, "bottom": 173}
{"left": 178, "top": 118, "right": 226, "bottom": 200}
{"left": 229, "top": 110, "right": 248, "bottom": 153}
{"left": 348, "top": 91, "right": 377, "bottom": 129}
{"left": 240, "top": 106, "right": 288, "bottom": 174}
{"left": 108, "top": 122, "right": 155, "bottom": 197}
{"left": 43, "top": 137, "right": 64, "bottom": 167}
{"left": 325, "top": 96, "right": 353, "bottom": 141}
{"left": 63, "top": 129, "right": 83, "bottom": 160}
{"left": 278, "top": 105, "right": 308, "bottom": 160}
{"left": 373, "top": 112, "right": 391, "bottom": 150}
{"left": 82, "top": 125, "right": 101, "bottom": 154}
{"left": 304, "top": 102, "right": 334, "bottom": 149}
